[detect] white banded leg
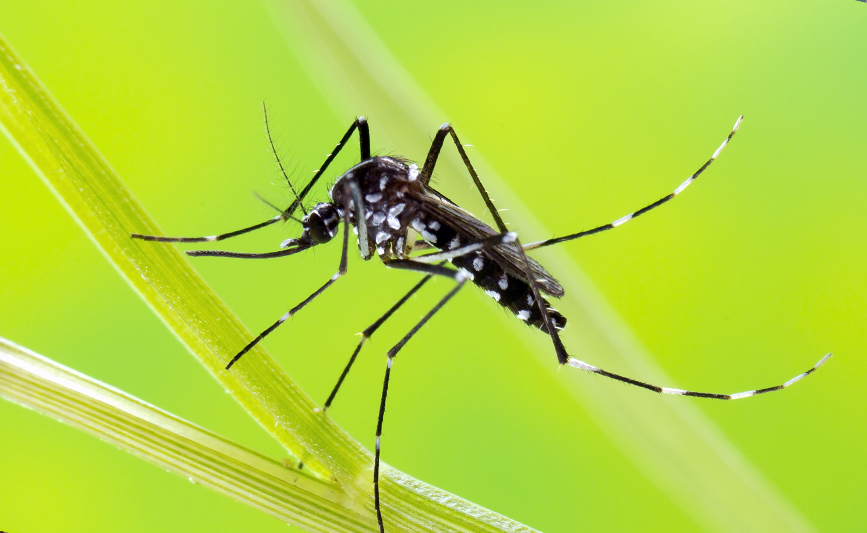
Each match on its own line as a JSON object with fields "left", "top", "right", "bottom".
{"left": 567, "top": 353, "right": 831, "bottom": 399}
{"left": 322, "top": 273, "right": 434, "bottom": 413}
{"left": 411, "top": 232, "right": 517, "bottom": 263}
{"left": 224, "top": 205, "right": 352, "bottom": 370}
{"left": 373, "top": 267, "right": 468, "bottom": 533}
{"left": 523, "top": 116, "right": 743, "bottom": 251}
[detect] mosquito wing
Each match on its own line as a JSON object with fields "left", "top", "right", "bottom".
{"left": 416, "top": 186, "right": 565, "bottom": 298}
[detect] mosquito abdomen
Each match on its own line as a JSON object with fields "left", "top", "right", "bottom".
{"left": 451, "top": 252, "right": 566, "bottom": 333}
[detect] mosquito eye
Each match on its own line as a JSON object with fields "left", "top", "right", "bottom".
{"left": 307, "top": 205, "right": 339, "bottom": 244}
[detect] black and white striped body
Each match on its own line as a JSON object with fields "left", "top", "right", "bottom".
{"left": 330, "top": 156, "right": 566, "bottom": 333}
{"left": 411, "top": 210, "right": 566, "bottom": 333}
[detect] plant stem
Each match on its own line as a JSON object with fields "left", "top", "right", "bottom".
{"left": 0, "top": 338, "right": 377, "bottom": 532}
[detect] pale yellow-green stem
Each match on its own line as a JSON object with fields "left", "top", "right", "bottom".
{"left": 0, "top": 338, "right": 376, "bottom": 533}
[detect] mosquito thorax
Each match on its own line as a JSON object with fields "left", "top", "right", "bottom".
{"left": 304, "top": 202, "right": 341, "bottom": 244}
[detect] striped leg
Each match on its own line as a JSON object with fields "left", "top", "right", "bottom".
{"left": 411, "top": 232, "right": 518, "bottom": 263}
{"left": 523, "top": 116, "right": 744, "bottom": 251}
{"left": 372, "top": 264, "right": 469, "bottom": 533}
{"left": 224, "top": 204, "right": 352, "bottom": 370}
{"left": 321, "top": 273, "right": 433, "bottom": 413}
{"left": 371, "top": 234, "right": 531, "bottom": 531}
{"left": 567, "top": 353, "right": 832, "bottom": 400}
{"left": 130, "top": 116, "right": 370, "bottom": 243}
{"left": 511, "top": 230, "right": 831, "bottom": 397}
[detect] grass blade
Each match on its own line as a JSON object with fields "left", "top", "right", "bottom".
{"left": 0, "top": 337, "right": 376, "bottom": 533}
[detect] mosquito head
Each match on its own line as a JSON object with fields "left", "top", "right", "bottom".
{"left": 303, "top": 202, "right": 341, "bottom": 244}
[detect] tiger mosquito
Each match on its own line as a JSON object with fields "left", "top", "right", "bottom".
{"left": 132, "top": 110, "right": 831, "bottom": 533}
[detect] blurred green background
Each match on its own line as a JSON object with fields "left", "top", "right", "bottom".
{"left": 1, "top": 0, "right": 865, "bottom": 531}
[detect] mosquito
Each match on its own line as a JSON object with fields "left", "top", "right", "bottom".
{"left": 132, "top": 109, "right": 831, "bottom": 533}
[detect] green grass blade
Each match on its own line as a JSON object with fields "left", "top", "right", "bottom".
{"left": 0, "top": 31, "right": 539, "bottom": 533}
{"left": 265, "top": 1, "right": 815, "bottom": 531}
{"left": 0, "top": 337, "right": 376, "bottom": 533}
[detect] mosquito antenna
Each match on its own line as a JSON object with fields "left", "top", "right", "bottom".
{"left": 263, "top": 101, "right": 307, "bottom": 217}
{"left": 281, "top": 117, "right": 370, "bottom": 221}
{"left": 253, "top": 191, "right": 303, "bottom": 223}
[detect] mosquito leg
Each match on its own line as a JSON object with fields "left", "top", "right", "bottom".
{"left": 419, "top": 123, "right": 508, "bottom": 234}
{"left": 131, "top": 215, "right": 285, "bottom": 243}
{"left": 566, "top": 353, "right": 832, "bottom": 399}
{"left": 131, "top": 116, "right": 370, "bottom": 243}
{"left": 322, "top": 274, "right": 433, "bottom": 413}
{"left": 523, "top": 116, "right": 743, "bottom": 251}
{"left": 324, "top": 236, "right": 474, "bottom": 412}
{"left": 512, "top": 234, "right": 571, "bottom": 364}
{"left": 288, "top": 117, "right": 370, "bottom": 220}
{"left": 383, "top": 259, "right": 462, "bottom": 279}
{"left": 411, "top": 232, "right": 517, "bottom": 263}
{"left": 346, "top": 178, "right": 371, "bottom": 260}
{"left": 373, "top": 271, "right": 468, "bottom": 533}
{"left": 509, "top": 231, "right": 831, "bottom": 395}
{"left": 224, "top": 205, "right": 351, "bottom": 370}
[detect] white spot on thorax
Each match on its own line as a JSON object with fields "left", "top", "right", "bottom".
{"left": 408, "top": 163, "right": 419, "bottom": 181}
{"left": 387, "top": 204, "right": 405, "bottom": 229}
{"left": 365, "top": 193, "right": 383, "bottom": 203}
{"left": 498, "top": 275, "right": 508, "bottom": 290}
{"left": 375, "top": 231, "right": 390, "bottom": 244}
{"left": 372, "top": 212, "right": 386, "bottom": 225}
{"left": 379, "top": 177, "right": 388, "bottom": 190}
{"left": 428, "top": 220, "right": 441, "bottom": 230}
{"left": 473, "top": 257, "right": 484, "bottom": 271}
